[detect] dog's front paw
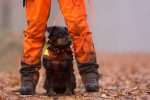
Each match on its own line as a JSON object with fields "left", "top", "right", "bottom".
{"left": 64, "top": 88, "right": 74, "bottom": 95}
{"left": 47, "top": 89, "right": 55, "bottom": 96}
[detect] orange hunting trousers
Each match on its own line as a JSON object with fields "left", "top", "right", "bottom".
{"left": 21, "top": 0, "right": 98, "bottom": 67}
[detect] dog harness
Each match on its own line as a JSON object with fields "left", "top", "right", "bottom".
{"left": 43, "top": 41, "right": 73, "bottom": 70}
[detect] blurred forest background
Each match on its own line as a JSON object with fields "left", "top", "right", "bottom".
{"left": 0, "top": 0, "right": 150, "bottom": 73}
{"left": 0, "top": 0, "right": 150, "bottom": 99}
{"left": 0, "top": 0, "right": 150, "bottom": 71}
{"left": 0, "top": 0, "right": 150, "bottom": 72}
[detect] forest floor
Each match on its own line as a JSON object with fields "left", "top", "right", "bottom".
{"left": 0, "top": 53, "right": 150, "bottom": 100}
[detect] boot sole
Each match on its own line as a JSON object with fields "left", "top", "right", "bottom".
{"left": 85, "top": 85, "right": 99, "bottom": 92}
{"left": 20, "top": 90, "right": 35, "bottom": 95}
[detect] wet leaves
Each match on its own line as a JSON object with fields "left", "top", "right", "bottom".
{"left": 0, "top": 54, "right": 150, "bottom": 99}
{"left": 100, "top": 93, "right": 109, "bottom": 98}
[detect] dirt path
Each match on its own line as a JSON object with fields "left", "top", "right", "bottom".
{"left": 0, "top": 54, "right": 150, "bottom": 100}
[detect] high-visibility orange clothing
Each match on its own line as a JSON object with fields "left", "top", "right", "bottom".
{"left": 21, "top": 0, "right": 97, "bottom": 66}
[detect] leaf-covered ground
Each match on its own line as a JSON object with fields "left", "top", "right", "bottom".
{"left": 0, "top": 53, "right": 150, "bottom": 100}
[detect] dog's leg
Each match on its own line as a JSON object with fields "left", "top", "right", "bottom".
{"left": 47, "top": 87, "right": 55, "bottom": 96}
{"left": 65, "top": 73, "right": 76, "bottom": 95}
{"left": 48, "top": 72, "right": 55, "bottom": 96}
{"left": 44, "top": 70, "right": 55, "bottom": 96}
{"left": 65, "top": 62, "right": 74, "bottom": 95}
{"left": 65, "top": 73, "right": 73, "bottom": 95}
{"left": 71, "top": 72, "right": 76, "bottom": 94}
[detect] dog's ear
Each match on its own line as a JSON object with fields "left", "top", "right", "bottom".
{"left": 64, "top": 27, "right": 68, "bottom": 33}
{"left": 47, "top": 27, "right": 53, "bottom": 34}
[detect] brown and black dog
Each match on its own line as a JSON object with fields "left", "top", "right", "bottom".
{"left": 43, "top": 26, "right": 76, "bottom": 96}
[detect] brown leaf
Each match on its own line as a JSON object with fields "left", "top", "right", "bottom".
{"left": 101, "top": 93, "right": 107, "bottom": 98}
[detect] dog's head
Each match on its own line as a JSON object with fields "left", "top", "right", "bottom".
{"left": 47, "top": 26, "right": 72, "bottom": 47}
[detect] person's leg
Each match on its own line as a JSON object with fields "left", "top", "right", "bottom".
{"left": 58, "top": 0, "right": 99, "bottom": 92}
{"left": 20, "top": 0, "right": 51, "bottom": 95}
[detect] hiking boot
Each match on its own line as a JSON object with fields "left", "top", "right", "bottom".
{"left": 77, "top": 62, "right": 100, "bottom": 92}
{"left": 83, "top": 74, "right": 100, "bottom": 92}
{"left": 20, "top": 62, "right": 40, "bottom": 95}
{"left": 20, "top": 79, "right": 36, "bottom": 95}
